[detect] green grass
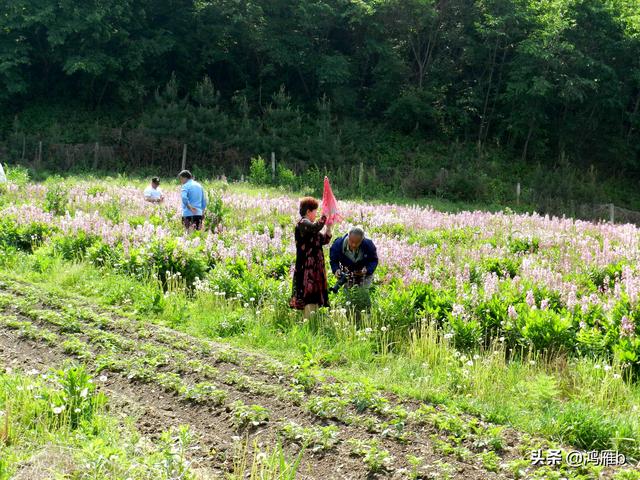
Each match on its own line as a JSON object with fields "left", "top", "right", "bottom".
{"left": 3, "top": 255, "right": 640, "bottom": 462}
{"left": 0, "top": 365, "right": 195, "bottom": 480}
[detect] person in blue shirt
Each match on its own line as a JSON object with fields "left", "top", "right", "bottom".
{"left": 178, "top": 170, "right": 207, "bottom": 230}
{"left": 329, "top": 226, "right": 378, "bottom": 310}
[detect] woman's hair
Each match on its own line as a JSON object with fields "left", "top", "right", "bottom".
{"left": 299, "top": 197, "right": 319, "bottom": 217}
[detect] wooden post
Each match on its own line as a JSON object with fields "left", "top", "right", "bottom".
{"left": 358, "top": 162, "right": 364, "bottom": 190}
{"left": 271, "top": 152, "right": 276, "bottom": 181}
{"left": 610, "top": 203, "right": 615, "bottom": 223}
{"left": 181, "top": 144, "right": 187, "bottom": 171}
{"left": 516, "top": 182, "right": 521, "bottom": 206}
{"left": 35, "top": 141, "right": 42, "bottom": 168}
{"left": 93, "top": 142, "right": 99, "bottom": 169}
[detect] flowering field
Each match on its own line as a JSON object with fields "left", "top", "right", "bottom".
{"left": 2, "top": 178, "right": 639, "bottom": 367}
{"left": 1, "top": 175, "right": 640, "bottom": 478}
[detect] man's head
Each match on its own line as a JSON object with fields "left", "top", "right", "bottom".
{"left": 151, "top": 177, "right": 160, "bottom": 189}
{"left": 178, "top": 170, "right": 192, "bottom": 185}
{"left": 347, "top": 226, "right": 365, "bottom": 251}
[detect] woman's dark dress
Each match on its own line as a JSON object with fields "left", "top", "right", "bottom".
{"left": 290, "top": 216, "right": 332, "bottom": 310}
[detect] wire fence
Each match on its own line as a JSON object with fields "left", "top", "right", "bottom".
{"left": 3, "top": 135, "right": 640, "bottom": 227}
{"left": 532, "top": 195, "right": 640, "bottom": 226}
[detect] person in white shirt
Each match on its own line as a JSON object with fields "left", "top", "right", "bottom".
{"left": 0, "top": 163, "right": 6, "bottom": 183}
{"left": 144, "top": 177, "right": 164, "bottom": 203}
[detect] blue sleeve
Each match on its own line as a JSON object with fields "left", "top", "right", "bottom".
{"left": 329, "top": 238, "right": 341, "bottom": 273}
{"left": 365, "top": 241, "right": 378, "bottom": 275}
{"left": 181, "top": 185, "right": 189, "bottom": 207}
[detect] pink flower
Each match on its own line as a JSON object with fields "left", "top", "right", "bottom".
{"left": 526, "top": 290, "right": 536, "bottom": 308}
{"left": 620, "top": 316, "right": 635, "bottom": 338}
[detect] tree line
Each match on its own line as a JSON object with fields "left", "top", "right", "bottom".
{"left": 1, "top": 0, "right": 640, "bottom": 202}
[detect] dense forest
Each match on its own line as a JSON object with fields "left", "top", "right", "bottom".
{"left": 2, "top": 0, "right": 640, "bottom": 209}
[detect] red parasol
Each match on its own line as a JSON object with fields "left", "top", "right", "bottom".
{"left": 321, "top": 176, "right": 343, "bottom": 225}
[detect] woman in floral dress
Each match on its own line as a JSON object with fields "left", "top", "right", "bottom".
{"left": 290, "top": 197, "right": 333, "bottom": 318}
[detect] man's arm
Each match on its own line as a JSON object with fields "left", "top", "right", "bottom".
{"left": 364, "top": 241, "right": 378, "bottom": 275}
{"left": 329, "top": 238, "right": 341, "bottom": 274}
{"left": 181, "top": 185, "right": 194, "bottom": 212}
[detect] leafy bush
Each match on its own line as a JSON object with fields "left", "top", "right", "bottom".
{"left": 375, "top": 285, "right": 427, "bottom": 332}
{"left": 205, "top": 189, "right": 228, "bottom": 230}
{"left": 5, "top": 165, "right": 30, "bottom": 185}
{"left": 249, "top": 156, "right": 270, "bottom": 185}
{"left": 45, "top": 366, "right": 106, "bottom": 430}
{"left": 87, "top": 241, "right": 124, "bottom": 268}
{"left": 444, "top": 169, "right": 489, "bottom": 202}
{"left": 347, "top": 439, "right": 392, "bottom": 473}
{"left": 86, "top": 185, "right": 107, "bottom": 196}
{"left": 482, "top": 257, "right": 519, "bottom": 279}
{"left": 124, "top": 238, "right": 208, "bottom": 287}
{"left": 521, "top": 308, "right": 574, "bottom": 353}
{"left": 230, "top": 400, "right": 270, "bottom": 429}
{"left": 588, "top": 261, "right": 627, "bottom": 290}
{"left": 102, "top": 199, "right": 122, "bottom": 223}
{"left": 184, "top": 383, "right": 227, "bottom": 405}
{"left": 509, "top": 237, "right": 540, "bottom": 254}
{"left": 48, "top": 232, "right": 98, "bottom": 260}
{"left": 279, "top": 422, "right": 340, "bottom": 452}
{"left": 277, "top": 163, "right": 297, "bottom": 188}
{"left": 614, "top": 338, "right": 640, "bottom": 376}
{"left": 447, "top": 315, "right": 483, "bottom": 351}
{"left": 0, "top": 218, "right": 55, "bottom": 252}
{"left": 576, "top": 327, "right": 609, "bottom": 358}
{"left": 44, "top": 178, "right": 69, "bottom": 215}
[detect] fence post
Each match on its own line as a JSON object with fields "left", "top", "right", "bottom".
{"left": 516, "top": 182, "right": 521, "bottom": 206}
{"left": 271, "top": 152, "right": 276, "bottom": 181}
{"left": 610, "top": 203, "right": 615, "bottom": 223}
{"left": 93, "top": 142, "right": 99, "bottom": 170}
{"left": 35, "top": 141, "right": 43, "bottom": 168}
{"left": 181, "top": 144, "right": 187, "bottom": 171}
